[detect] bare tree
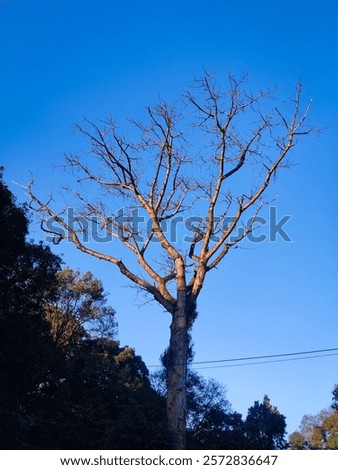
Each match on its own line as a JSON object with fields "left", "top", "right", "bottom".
{"left": 27, "top": 73, "right": 312, "bottom": 449}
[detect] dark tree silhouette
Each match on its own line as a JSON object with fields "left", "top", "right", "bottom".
{"left": 0, "top": 169, "right": 62, "bottom": 448}
{"left": 332, "top": 384, "right": 338, "bottom": 411}
{"left": 0, "top": 171, "right": 167, "bottom": 449}
{"left": 245, "top": 395, "right": 287, "bottom": 449}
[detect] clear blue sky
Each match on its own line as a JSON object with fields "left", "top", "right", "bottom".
{"left": 1, "top": 0, "right": 338, "bottom": 435}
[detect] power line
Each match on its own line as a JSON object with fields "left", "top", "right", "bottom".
{"left": 191, "top": 347, "right": 338, "bottom": 366}
{"left": 147, "top": 347, "right": 338, "bottom": 369}
{"left": 192, "top": 352, "right": 338, "bottom": 370}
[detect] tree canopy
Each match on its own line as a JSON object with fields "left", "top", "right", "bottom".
{"left": 245, "top": 395, "right": 287, "bottom": 450}
{"left": 27, "top": 73, "right": 313, "bottom": 448}
{"left": 289, "top": 384, "right": 338, "bottom": 450}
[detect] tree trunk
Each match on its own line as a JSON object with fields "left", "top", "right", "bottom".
{"left": 166, "top": 287, "right": 188, "bottom": 449}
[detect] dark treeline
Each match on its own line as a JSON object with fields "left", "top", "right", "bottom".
{"left": 1, "top": 169, "right": 334, "bottom": 450}
{"left": 0, "top": 170, "right": 166, "bottom": 450}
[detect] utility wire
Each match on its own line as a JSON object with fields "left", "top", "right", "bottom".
{"left": 192, "top": 352, "right": 338, "bottom": 370}
{"left": 191, "top": 347, "right": 338, "bottom": 366}
{"left": 147, "top": 347, "right": 338, "bottom": 369}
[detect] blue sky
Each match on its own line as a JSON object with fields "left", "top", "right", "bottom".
{"left": 1, "top": 0, "right": 338, "bottom": 435}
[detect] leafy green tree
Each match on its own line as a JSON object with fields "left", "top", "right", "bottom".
{"left": 322, "top": 412, "right": 338, "bottom": 449}
{"left": 300, "top": 410, "right": 338, "bottom": 450}
{"left": 310, "top": 425, "right": 325, "bottom": 449}
{"left": 292, "top": 409, "right": 333, "bottom": 449}
{"left": 45, "top": 268, "right": 117, "bottom": 350}
{"left": 288, "top": 395, "right": 338, "bottom": 451}
{"left": 288, "top": 431, "right": 305, "bottom": 450}
{"left": 244, "top": 395, "right": 287, "bottom": 449}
